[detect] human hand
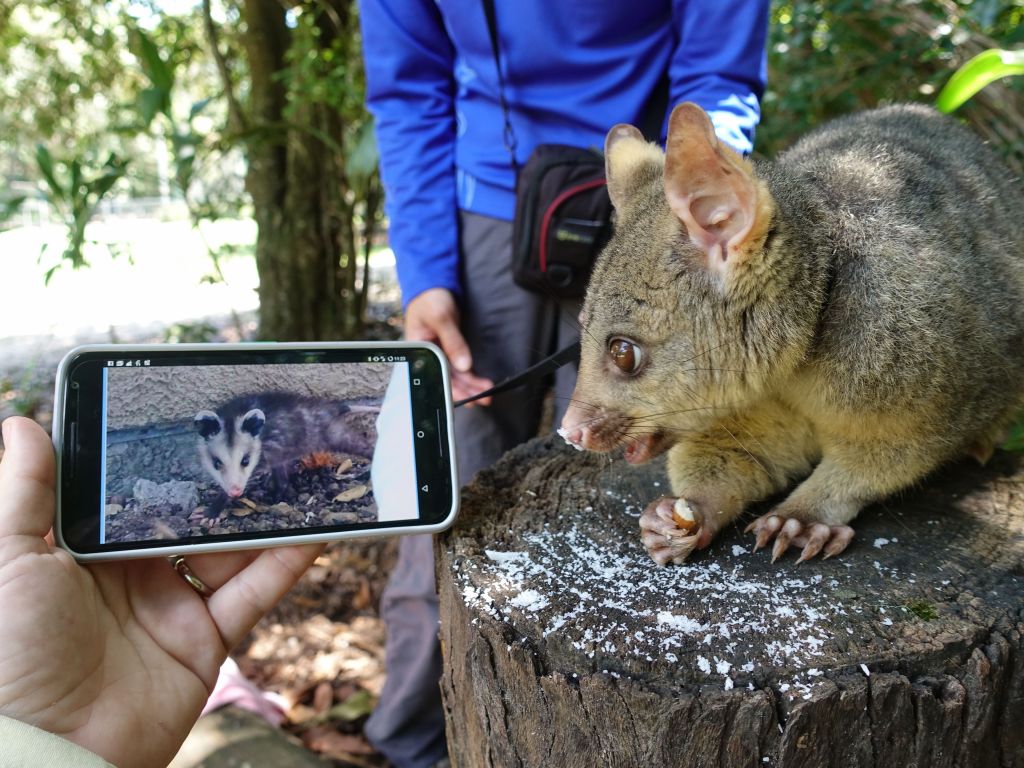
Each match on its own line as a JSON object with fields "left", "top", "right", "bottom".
{"left": 0, "top": 416, "right": 323, "bottom": 768}
{"left": 405, "top": 287, "right": 494, "bottom": 406}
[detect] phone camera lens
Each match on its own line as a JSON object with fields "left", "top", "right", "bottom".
{"left": 71, "top": 382, "right": 79, "bottom": 390}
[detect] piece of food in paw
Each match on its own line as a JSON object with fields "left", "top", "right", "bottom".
{"left": 671, "top": 498, "right": 700, "bottom": 533}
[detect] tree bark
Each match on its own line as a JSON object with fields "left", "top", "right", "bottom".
{"left": 238, "top": 0, "right": 366, "bottom": 342}
{"left": 437, "top": 436, "right": 1024, "bottom": 767}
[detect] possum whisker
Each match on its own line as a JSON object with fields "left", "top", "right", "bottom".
{"left": 680, "top": 367, "right": 747, "bottom": 375}
{"left": 629, "top": 399, "right": 746, "bottom": 427}
{"left": 723, "top": 414, "right": 779, "bottom": 467}
{"left": 718, "top": 422, "right": 769, "bottom": 476}
{"left": 551, "top": 391, "right": 664, "bottom": 413}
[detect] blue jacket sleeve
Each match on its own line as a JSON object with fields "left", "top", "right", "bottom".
{"left": 671, "top": 0, "right": 769, "bottom": 155}
{"left": 358, "top": 0, "right": 460, "bottom": 308}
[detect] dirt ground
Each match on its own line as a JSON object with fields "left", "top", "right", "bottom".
{"left": 0, "top": 311, "right": 409, "bottom": 767}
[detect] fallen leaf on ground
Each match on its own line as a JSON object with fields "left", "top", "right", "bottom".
{"left": 313, "top": 681, "right": 334, "bottom": 713}
{"left": 151, "top": 520, "right": 178, "bottom": 539}
{"left": 352, "top": 578, "right": 373, "bottom": 611}
{"left": 301, "top": 727, "right": 377, "bottom": 763}
{"left": 334, "top": 485, "right": 368, "bottom": 503}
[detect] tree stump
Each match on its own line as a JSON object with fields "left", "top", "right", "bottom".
{"left": 436, "top": 436, "right": 1024, "bottom": 768}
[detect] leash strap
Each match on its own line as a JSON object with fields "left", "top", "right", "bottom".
{"left": 454, "top": 339, "right": 580, "bottom": 408}
{"left": 482, "top": 0, "right": 517, "bottom": 171}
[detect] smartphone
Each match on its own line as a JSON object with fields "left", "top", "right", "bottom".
{"left": 53, "top": 342, "right": 458, "bottom": 561}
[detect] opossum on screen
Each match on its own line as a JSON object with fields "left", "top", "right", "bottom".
{"left": 193, "top": 392, "right": 380, "bottom": 505}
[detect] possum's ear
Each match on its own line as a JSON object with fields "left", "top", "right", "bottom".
{"left": 605, "top": 123, "right": 663, "bottom": 210}
{"left": 194, "top": 411, "right": 222, "bottom": 439}
{"left": 241, "top": 408, "right": 265, "bottom": 437}
{"left": 664, "top": 103, "right": 771, "bottom": 282}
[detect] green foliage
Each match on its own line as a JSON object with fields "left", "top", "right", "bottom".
{"left": 1004, "top": 419, "right": 1024, "bottom": 452}
{"left": 0, "top": 194, "right": 26, "bottom": 232}
{"left": 905, "top": 601, "right": 939, "bottom": 621}
{"left": 130, "top": 25, "right": 175, "bottom": 126}
{"left": 34, "top": 143, "right": 129, "bottom": 282}
{"left": 936, "top": 48, "right": 1024, "bottom": 112}
{"left": 280, "top": 2, "right": 380, "bottom": 193}
{"left": 162, "top": 320, "right": 219, "bottom": 343}
{"left": 760, "top": 0, "right": 1024, "bottom": 170}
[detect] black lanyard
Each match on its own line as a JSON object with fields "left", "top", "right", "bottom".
{"left": 453, "top": 340, "right": 580, "bottom": 408}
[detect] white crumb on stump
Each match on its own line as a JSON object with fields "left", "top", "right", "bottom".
{"left": 459, "top": 516, "right": 894, "bottom": 695}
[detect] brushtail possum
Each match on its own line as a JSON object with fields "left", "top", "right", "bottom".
{"left": 559, "top": 103, "right": 1024, "bottom": 565}
{"left": 194, "top": 392, "right": 379, "bottom": 514}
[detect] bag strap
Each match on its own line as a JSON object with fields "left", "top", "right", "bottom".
{"left": 482, "top": 0, "right": 668, "bottom": 152}
{"left": 481, "top": 0, "right": 518, "bottom": 171}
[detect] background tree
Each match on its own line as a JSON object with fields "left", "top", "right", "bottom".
{"left": 204, "top": 0, "right": 381, "bottom": 341}
{"left": 1, "top": 0, "right": 382, "bottom": 342}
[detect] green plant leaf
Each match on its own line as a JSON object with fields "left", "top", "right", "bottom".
{"left": 346, "top": 121, "right": 379, "bottom": 189}
{"left": 132, "top": 26, "right": 174, "bottom": 95}
{"left": 321, "top": 689, "right": 375, "bottom": 724}
{"left": 0, "top": 195, "right": 26, "bottom": 229}
{"left": 936, "top": 48, "right": 1024, "bottom": 113}
{"left": 1004, "top": 419, "right": 1024, "bottom": 453}
{"left": 189, "top": 98, "right": 212, "bottom": 120}
{"left": 35, "top": 144, "right": 63, "bottom": 200}
{"left": 137, "top": 87, "right": 167, "bottom": 128}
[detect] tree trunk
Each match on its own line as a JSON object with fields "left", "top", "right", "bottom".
{"left": 240, "top": 0, "right": 364, "bottom": 342}
{"left": 437, "top": 436, "right": 1024, "bottom": 767}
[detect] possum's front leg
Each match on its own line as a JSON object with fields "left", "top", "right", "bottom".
{"left": 746, "top": 433, "right": 942, "bottom": 561}
{"left": 642, "top": 403, "right": 818, "bottom": 565}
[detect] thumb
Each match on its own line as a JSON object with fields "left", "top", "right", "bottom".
{"left": 0, "top": 417, "right": 57, "bottom": 539}
{"left": 435, "top": 320, "right": 473, "bottom": 373}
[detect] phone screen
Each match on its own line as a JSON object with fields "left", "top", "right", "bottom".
{"left": 55, "top": 344, "right": 456, "bottom": 558}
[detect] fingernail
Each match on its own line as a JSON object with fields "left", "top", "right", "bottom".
{"left": 454, "top": 355, "right": 470, "bottom": 372}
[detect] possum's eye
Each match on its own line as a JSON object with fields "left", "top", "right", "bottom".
{"left": 213, "top": 458, "right": 223, "bottom": 470}
{"left": 608, "top": 337, "right": 644, "bottom": 374}
{"left": 241, "top": 454, "right": 251, "bottom": 467}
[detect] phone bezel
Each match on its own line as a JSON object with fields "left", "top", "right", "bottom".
{"left": 53, "top": 341, "right": 459, "bottom": 561}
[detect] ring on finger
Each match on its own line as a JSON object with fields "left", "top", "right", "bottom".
{"left": 169, "top": 555, "right": 215, "bottom": 599}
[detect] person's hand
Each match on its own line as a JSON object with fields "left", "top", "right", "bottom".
{"left": 405, "top": 287, "right": 494, "bottom": 406}
{"left": 0, "top": 417, "right": 323, "bottom": 768}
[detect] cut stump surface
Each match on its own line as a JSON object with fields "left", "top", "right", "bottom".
{"left": 437, "top": 436, "right": 1024, "bottom": 768}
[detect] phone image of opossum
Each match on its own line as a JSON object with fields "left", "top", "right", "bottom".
{"left": 99, "top": 360, "right": 416, "bottom": 545}
{"left": 193, "top": 391, "right": 381, "bottom": 518}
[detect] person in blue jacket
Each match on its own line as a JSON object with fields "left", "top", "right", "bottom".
{"left": 357, "top": 2, "right": 769, "bottom": 766}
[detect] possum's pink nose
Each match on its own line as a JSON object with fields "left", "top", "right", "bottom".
{"left": 558, "top": 402, "right": 592, "bottom": 450}
{"left": 228, "top": 487, "right": 243, "bottom": 498}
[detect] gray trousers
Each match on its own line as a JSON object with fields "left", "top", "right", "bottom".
{"left": 363, "top": 212, "right": 580, "bottom": 768}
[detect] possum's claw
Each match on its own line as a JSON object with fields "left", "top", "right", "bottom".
{"left": 639, "top": 497, "right": 713, "bottom": 566}
{"left": 745, "top": 514, "right": 854, "bottom": 563}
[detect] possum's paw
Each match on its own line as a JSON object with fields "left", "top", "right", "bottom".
{"left": 639, "top": 497, "right": 714, "bottom": 566}
{"left": 744, "top": 514, "right": 854, "bottom": 563}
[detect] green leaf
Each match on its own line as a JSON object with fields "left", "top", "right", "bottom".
{"left": 346, "top": 121, "right": 379, "bottom": 187}
{"left": 132, "top": 27, "right": 174, "bottom": 95}
{"left": 0, "top": 195, "right": 26, "bottom": 228}
{"left": 137, "top": 87, "right": 167, "bottom": 128}
{"left": 1004, "top": 418, "right": 1024, "bottom": 453}
{"left": 325, "top": 689, "right": 375, "bottom": 723}
{"left": 189, "top": 98, "right": 212, "bottom": 120}
{"left": 936, "top": 48, "right": 1024, "bottom": 113}
{"left": 35, "top": 144, "right": 63, "bottom": 200}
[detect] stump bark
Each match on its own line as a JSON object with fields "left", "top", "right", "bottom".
{"left": 436, "top": 436, "right": 1024, "bottom": 768}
